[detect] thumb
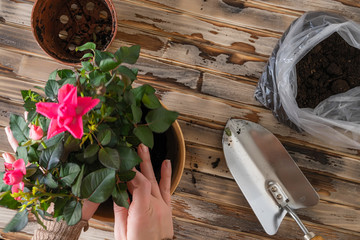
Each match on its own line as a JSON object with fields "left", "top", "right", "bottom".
{"left": 114, "top": 202, "right": 128, "bottom": 240}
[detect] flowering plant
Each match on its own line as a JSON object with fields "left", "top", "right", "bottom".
{"left": 0, "top": 43, "right": 178, "bottom": 232}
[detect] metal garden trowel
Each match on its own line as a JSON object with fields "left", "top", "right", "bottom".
{"left": 222, "top": 119, "right": 324, "bottom": 240}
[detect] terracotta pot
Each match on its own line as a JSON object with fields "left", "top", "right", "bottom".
{"left": 93, "top": 119, "right": 186, "bottom": 221}
{"left": 31, "top": 0, "right": 117, "bottom": 65}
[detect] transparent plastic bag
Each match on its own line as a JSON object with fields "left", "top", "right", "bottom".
{"left": 255, "top": 11, "right": 360, "bottom": 150}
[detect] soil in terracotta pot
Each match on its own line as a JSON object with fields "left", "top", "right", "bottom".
{"left": 296, "top": 33, "right": 360, "bottom": 108}
{"left": 33, "top": 0, "right": 116, "bottom": 63}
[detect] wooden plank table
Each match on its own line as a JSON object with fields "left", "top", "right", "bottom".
{"left": 0, "top": 0, "right": 360, "bottom": 239}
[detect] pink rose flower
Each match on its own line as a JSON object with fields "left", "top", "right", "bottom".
{"left": 36, "top": 84, "right": 100, "bottom": 139}
{"left": 2, "top": 158, "right": 26, "bottom": 185}
{"left": 3, "top": 170, "right": 24, "bottom": 185}
{"left": 29, "top": 124, "right": 44, "bottom": 140}
{"left": 11, "top": 182, "right": 24, "bottom": 200}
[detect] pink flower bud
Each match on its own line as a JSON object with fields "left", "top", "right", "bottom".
{"left": 3, "top": 169, "right": 24, "bottom": 185}
{"left": 29, "top": 124, "right": 44, "bottom": 140}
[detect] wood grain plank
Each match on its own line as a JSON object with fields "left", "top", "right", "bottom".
{"left": 249, "top": 0, "right": 360, "bottom": 21}
{"left": 125, "top": 0, "right": 297, "bottom": 34}
{"left": 172, "top": 193, "right": 360, "bottom": 240}
{"left": 173, "top": 216, "right": 273, "bottom": 240}
{"left": 201, "top": 72, "right": 260, "bottom": 106}
{"left": 179, "top": 167, "right": 360, "bottom": 223}
{"left": 160, "top": 91, "right": 360, "bottom": 154}
{"left": 135, "top": 0, "right": 360, "bottom": 31}
{"left": 180, "top": 121, "right": 360, "bottom": 182}
{"left": 184, "top": 144, "right": 360, "bottom": 208}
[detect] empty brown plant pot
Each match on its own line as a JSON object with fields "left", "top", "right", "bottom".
{"left": 31, "top": 0, "right": 117, "bottom": 65}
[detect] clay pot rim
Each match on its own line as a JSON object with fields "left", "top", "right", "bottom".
{"left": 31, "top": 0, "right": 118, "bottom": 66}
{"left": 170, "top": 119, "right": 185, "bottom": 195}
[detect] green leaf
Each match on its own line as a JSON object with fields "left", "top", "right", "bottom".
{"left": 112, "top": 183, "right": 129, "bottom": 209}
{"left": 57, "top": 69, "right": 75, "bottom": 79}
{"left": 114, "top": 45, "right": 141, "bottom": 64}
{"left": 100, "top": 58, "right": 120, "bottom": 72}
{"left": 84, "top": 144, "right": 100, "bottom": 158}
{"left": 82, "top": 61, "right": 94, "bottom": 71}
{"left": 99, "top": 147, "right": 120, "bottom": 169}
{"left": 81, "top": 52, "right": 94, "bottom": 59}
{"left": 63, "top": 200, "right": 82, "bottom": 226}
{"left": 28, "top": 145, "right": 40, "bottom": 163}
{"left": 16, "top": 146, "right": 29, "bottom": 165}
{"left": 97, "top": 129, "right": 112, "bottom": 146}
{"left": 117, "top": 170, "right": 136, "bottom": 182}
{"left": 3, "top": 209, "right": 28, "bottom": 233}
{"left": 79, "top": 76, "right": 87, "bottom": 84}
{"left": 48, "top": 70, "right": 58, "bottom": 81}
{"left": 10, "top": 114, "right": 28, "bottom": 143}
{"left": 145, "top": 106, "right": 179, "bottom": 133}
{"left": 27, "top": 112, "right": 37, "bottom": 124}
{"left": 59, "top": 77, "right": 77, "bottom": 86}
{"left": 133, "top": 126, "right": 154, "bottom": 148}
{"left": 142, "top": 93, "right": 161, "bottom": 109}
{"left": 42, "top": 172, "right": 58, "bottom": 188}
{"left": 45, "top": 80, "right": 60, "bottom": 101}
{"left": 53, "top": 197, "right": 68, "bottom": 218}
{"left": 0, "top": 192, "right": 20, "bottom": 209}
{"left": 94, "top": 50, "right": 114, "bottom": 66}
{"left": 76, "top": 42, "right": 96, "bottom": 51}
{"left": 131, "top": 105, "right": 142, "bottom": 124}
{"left": 38, "top": 132, "right": 64, "bottom": 150}
{"left": 25, "top": 165, "right": 37, "bottom": 178}
{"left": 60, "top": 163, "right": 81, "bottom": 186}
{"left": 72, "top": 164, "right": 85, "bottom": 197}
{"left": 23, "top": 100, "right": 36, "bottom": 113}
{"left": 117, "top": 66, "right": 137, "bottom": 81}
{"left": 118, "top": 146, "right": 142, "bottom": 172}
{"left": 39, "top": 142, "right": 64, "bottom": 170}
{"left": 124, "top": 90, "right": 135, "bottom": 105}
{"left": 89, "top": 70, "right": 107, "bottom": 86}
{"left": 131, "top": 85, "right": 155, "bottom": 104}
{"left": 81, "top": 168, "right": 115, "bottom": 203}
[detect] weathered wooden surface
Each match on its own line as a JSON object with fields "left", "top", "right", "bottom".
{"left": 1, "top": 0, "right": 360, "bottom": 239}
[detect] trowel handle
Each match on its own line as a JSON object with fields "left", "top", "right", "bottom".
{"left": 310, "top": 236, "right": 325, "bottom": 240}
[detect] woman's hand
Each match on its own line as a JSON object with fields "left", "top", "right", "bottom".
{"left": 113, "top": 143, "right": 174, "bottom": 240}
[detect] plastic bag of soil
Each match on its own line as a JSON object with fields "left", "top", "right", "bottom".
{"left": 255, "top": 11, "right": 360, "bottom": 150}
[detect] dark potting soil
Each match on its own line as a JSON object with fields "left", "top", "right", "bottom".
{"left": 296, "top": 33, "right": 360, "bottom": 108}
{"left": 150, "top": 132, "right": 168, "bottom": 182}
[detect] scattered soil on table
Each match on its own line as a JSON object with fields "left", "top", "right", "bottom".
{"left": 296, "top": 33, "right": 360, "bottom": 108}
{"left": 211, "top": 158, "right": 220, "bottom": 168}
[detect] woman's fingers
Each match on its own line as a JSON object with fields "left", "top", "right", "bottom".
{"left": 159, "top": 160, "right": 172, "bottom": 206}
{"left": 81, "top": 200, "right": 100, "bottom": 221}
{"left": 137, "top": 144, "right": 161, "bottom": 198}
{"left": 5, "top": 126, "right": 18, "bottom": 152}
{"left": 127, "top": 169, "right": 151, "bottom": 212}
{"left": 113, "top": 202, "right": 129, "bottom": 240}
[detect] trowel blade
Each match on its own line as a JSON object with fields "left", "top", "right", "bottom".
{"left": 222, "top": 119, "right": 319, "bottom": 235}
